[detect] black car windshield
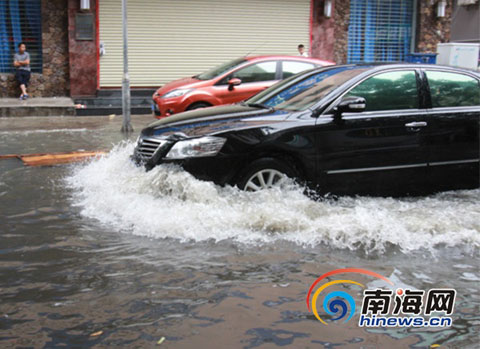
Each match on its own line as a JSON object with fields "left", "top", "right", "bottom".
{"left": 247, "top": 66, "right": 369, "bottom": 111}
{"left": 195, "top": 58, "right": 247, "bottom": 81}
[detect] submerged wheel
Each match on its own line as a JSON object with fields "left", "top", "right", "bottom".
{"left": 186, "top": 102, "right": 211, "bottom": 110}
{"left": 237, "top": 158, "right": 299, "bottom": 192}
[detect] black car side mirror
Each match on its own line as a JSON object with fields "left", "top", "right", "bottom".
{"left": 334, "top": 96, "right": 366, "bottom": 118}
{"left": 228, "top": 78, "right": 242, "bottom": 91}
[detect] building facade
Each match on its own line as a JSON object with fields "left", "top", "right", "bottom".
{"left": 451, "top": 0, "right": 480, "bottom": 43}
{"left": 1, "top": 0, "right": 472, "bottom": 98}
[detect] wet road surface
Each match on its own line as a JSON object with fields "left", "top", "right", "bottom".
{"left": 0, "top": 115, "right": 479, "bottom": 348}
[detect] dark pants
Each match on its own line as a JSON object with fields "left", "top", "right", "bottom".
{"left": 16, "top": 69, "right": 31, "bottom": 87}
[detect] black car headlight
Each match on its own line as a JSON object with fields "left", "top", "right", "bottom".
{"left": 165, "top": 136, "right": 226, "bottom": 159}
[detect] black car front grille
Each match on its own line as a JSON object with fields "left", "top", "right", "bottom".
{"left": 135, "top": 137, "right": 168, "bottom": 161}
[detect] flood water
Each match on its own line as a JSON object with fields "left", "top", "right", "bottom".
{"left": 0, "top": 116, "right": 479, "bottom": 348}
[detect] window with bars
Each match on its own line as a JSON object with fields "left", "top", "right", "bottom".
{"left": 347, "top": 0, "right": 414, "bottom": 63}
{"left": 0, "top": 0, "right": 42, "bottom": 73}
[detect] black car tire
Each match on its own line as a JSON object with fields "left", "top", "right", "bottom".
{"left": 236, "top": 157, "right": 300, "bottom": 191}
{"left": 186, "top": 102, "right": 211, "bottom": 110}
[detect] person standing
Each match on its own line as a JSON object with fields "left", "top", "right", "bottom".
{"left": 13, "top": 42, "right": 31, "bottom": 100}
{"left": 297, "top": 44, "right": 308, "bottom": 57}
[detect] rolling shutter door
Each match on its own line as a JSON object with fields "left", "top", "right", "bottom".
{"left": 347, "top": 0, "right": 415, "bottom": 63}
{"left": 99, "top": 0, "right": 311, "bottom": 87}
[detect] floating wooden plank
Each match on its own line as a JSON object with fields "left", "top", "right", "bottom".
{"left": 0, "top": 154, "right": 19, "bottom": 159}
{"left": 21, "top": 151, "right": 106, "bottom": 166}
{"left": 0, "top": 150, "right": 106, "bottom": 166}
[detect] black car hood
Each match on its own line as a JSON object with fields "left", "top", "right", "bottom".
{"left": 142, "top": 104, "right": 293, "bottom": 138}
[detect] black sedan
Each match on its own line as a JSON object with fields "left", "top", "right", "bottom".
{"left": 133, "top": 64, "right": 480, "bottom": 196}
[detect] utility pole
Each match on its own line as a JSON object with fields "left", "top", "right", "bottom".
{"left": 121, "top": 0, "right": 133, "bottom": 133}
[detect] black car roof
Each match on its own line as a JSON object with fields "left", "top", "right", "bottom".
{"left": 310, "top": 62, "right": 480, "bottom": 76}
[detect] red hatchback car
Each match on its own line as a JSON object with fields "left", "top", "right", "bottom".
{"left": 152, "top": 55, "right": 334, "bottom": 118}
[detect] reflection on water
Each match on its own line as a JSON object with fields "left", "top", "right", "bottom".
{"left": 0, "top": 117, "right": 479, "bottom": 348}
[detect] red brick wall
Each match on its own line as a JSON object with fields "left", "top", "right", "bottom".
{"left": 68, "top": 0, "right": 98, "bottom": 97}
{"left": 311, "top": 0, "right": 335, "bottom": 62}
{"left": 311, "top": 0, "right": 350, "bottom": 65}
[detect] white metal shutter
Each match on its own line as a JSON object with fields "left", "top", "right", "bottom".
{"left": 99, "top": 0, "right": 311, "bottom": 87}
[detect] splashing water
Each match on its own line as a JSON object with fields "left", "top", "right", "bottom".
{"left": 65, "top": 142, "right": 480, "bottom": 254}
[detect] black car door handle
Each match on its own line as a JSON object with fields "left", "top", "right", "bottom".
{"left": 405, "top": 121, "right": 427, "bottom": 128}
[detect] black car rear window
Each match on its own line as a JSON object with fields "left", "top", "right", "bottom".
{"left": 426, "top": 71, "right": 480, "bottom": 108}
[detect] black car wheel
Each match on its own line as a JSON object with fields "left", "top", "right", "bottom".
{"left": 237, "top": 158, "right": 299, "bottom": 191}
{"left": 186, "top": 102, "right": 211, "bottom": 110}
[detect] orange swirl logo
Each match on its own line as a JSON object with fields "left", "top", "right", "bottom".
{"left": 306, "top": 268, "right": 393, "bottom": 325}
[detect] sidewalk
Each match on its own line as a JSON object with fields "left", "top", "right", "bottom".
{"left": 0, "top": 97, "right": 75, "bottom": 117}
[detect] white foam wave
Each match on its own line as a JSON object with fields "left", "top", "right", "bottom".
{"left": 65, "top": 142, "right": 480, "bottom": 253}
